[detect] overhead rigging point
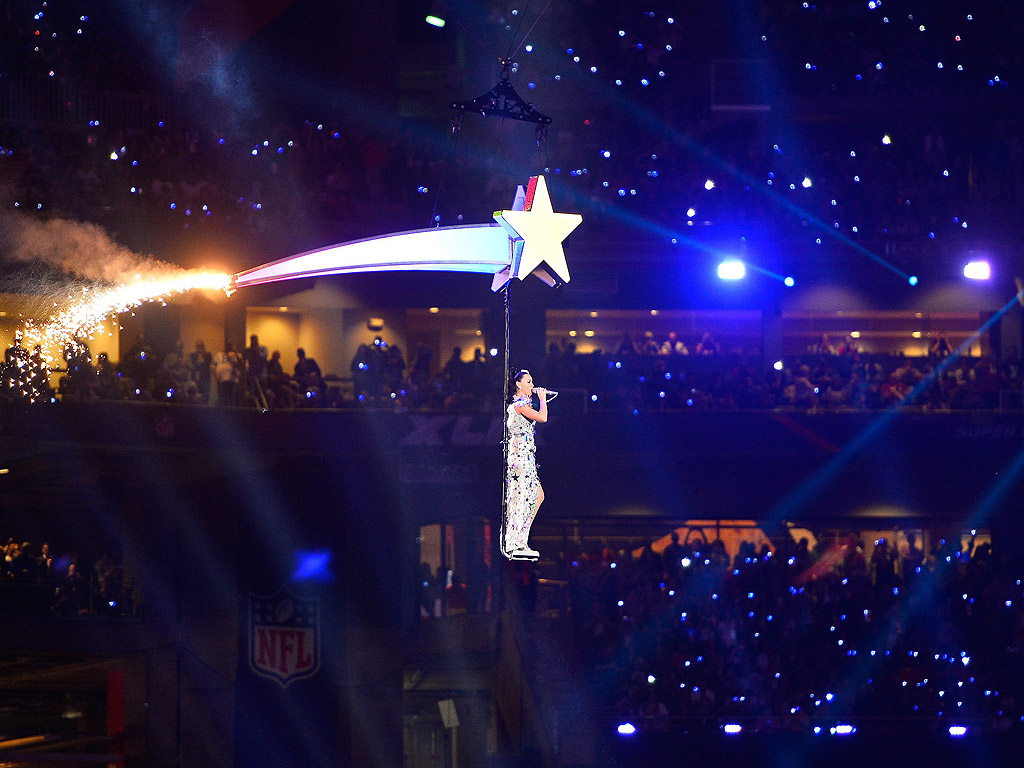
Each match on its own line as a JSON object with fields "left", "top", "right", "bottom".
{"left": 450, "top": 61, "right": 552, "bottom": 126}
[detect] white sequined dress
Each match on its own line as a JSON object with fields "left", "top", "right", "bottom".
{"left": 505, "top": 394, "right": 540, "bottom": 552}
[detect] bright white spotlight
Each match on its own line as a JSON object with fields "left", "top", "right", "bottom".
{"left": 617, "top": 723, "right": 637, "bottom": 735}
{"left": 948, "top": 725, "right": 967, "bottom": 737}
{"left": 773, "top": 360, "right": 784, "bottom": 371}
{"left": 723, "top": 724, "right": 743, "bottom": 734}
{"left": 704, "top": 179, "right": 715, "bottom": 190}
{"left": 831, "top": 724, "right": 855, "bottom": 735}
{"left": 784, "top": 276, "right": 795, "bottom": 287}
{"left": 718, "top": 260, "right": 746, "bottom": 280}
{"left": 964, "top": 261, "right": 991, "bottom": 280}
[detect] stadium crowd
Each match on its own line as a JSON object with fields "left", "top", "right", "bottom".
{"left": 2, "top": 76, "right": 1022, "bottom": 258}
{"left": 1, "top": 535, "right": 131, "bottom": 616}
{"left": 1, "top": 2, "right": 1024, "bottom": 259}
{"left": 4, "top": 2, "right": 1024, "bottom": 415}
{"left": 558, "top": 530, "right": 1024, "bottom": 732}
{"left": 539, "top": 335, "right": 1023, "bottom": 412}
{"left": 5, "top": 328, "right": 1023, "bottom": 412}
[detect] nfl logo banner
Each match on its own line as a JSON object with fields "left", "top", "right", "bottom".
{"left": 248, "top": 585, "right": 320, "bottom": 688}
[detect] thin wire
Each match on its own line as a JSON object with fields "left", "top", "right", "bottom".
{"left": 504, "top": 0, "right": 532, "bottom": 62}
{"left": 506, "top": 0, "right": 555, "bottom": 61}
{"left": 500, "top": 278, "right": 511, "bottom": 557}
{"left": 451, "top": 14, "right": 505, "bottom": 66}
{"left": 429, "top": 113, "right": 463, "bottom": 228}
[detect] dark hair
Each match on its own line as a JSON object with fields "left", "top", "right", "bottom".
{"left": 507, "top": 369, "right": 530, "bottom": 403}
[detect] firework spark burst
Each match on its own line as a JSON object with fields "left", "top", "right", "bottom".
{"left": 22, "top": 270, "right": 232, "bottom": 357}
{"left": 1, "top": 213, "right": 234, "bottom": 401}
{"left": 13, "top": 270, "right": 232, "bottom": 400}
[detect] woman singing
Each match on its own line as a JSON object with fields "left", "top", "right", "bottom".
{"left": 505, "top": 369, "right": 547, "bottom": 560}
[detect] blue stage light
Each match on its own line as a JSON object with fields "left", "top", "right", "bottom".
{"left": 292, "top": 550, "right": 333, "bottom": 582}
{"left": 718, "top": 260, "right": 746, "bottom": 280}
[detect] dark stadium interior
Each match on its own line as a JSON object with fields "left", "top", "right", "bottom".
{"left": 3, "top": 1, "right": 1024, "bottom": 767}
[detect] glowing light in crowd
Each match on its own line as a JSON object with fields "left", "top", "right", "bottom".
{"left": 948, "top": 726, "right": 967, "bottom": 737}
{"left": 425, "top": 15, "right": 445, "bottom": 28}
{"left": 963, "top": 260, "right": 991, "bottom": 280}
{"left": 718, "top": 260, "right": 746, "bottom": 280}
{"left": 784, "top": 276, "right": 795, "bottom": 287}
{"left": 723, "top": 724, "right": 742, "bottom": 734}
{"left": 617, "top": 723, "right": 637, "bottom": 735}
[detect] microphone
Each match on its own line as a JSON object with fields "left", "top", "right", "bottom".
{"left": 539, "top": 388, "right": 558, "bottom": 400}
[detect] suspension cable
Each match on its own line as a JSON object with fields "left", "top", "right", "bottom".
{"left": 429, "top": 112, "right": 464, "bottom": 228}
{"left": 504, "top": 0, "right": 532, "bottom": 62}
{"left": 500, "top": 277, "right": 512, "bottom": 557}
{"left": 506, "top": 0, "right": 555, "bottom": 61}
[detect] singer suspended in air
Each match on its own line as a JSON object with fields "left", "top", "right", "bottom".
{"left": 504, "top": 370, "right": 555, "bottom": 560}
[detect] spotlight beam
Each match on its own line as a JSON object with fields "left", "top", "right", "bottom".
{"left": 561, "top": 71, "right": 909, "bottom": 280}
{"left": 961, "top": 444, "right": 1024, "bottom": 531}
{"left": 818, "top": 430, "right": 1024, "bottom": 729}
{"left": 764, "top": 292, "right": 1022, "bottom": 523}
{"left": 745, "top": 262, "right": 790, "bottom": 284}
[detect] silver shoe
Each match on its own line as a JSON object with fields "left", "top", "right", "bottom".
{"left": 509, "top": 547, "right": 539, "bottom": 561}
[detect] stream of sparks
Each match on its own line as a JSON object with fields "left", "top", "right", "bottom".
{"left": 12, "top": 271, "right": 232, "bottom": 401}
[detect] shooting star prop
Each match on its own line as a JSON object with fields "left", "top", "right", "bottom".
{"left": 231, "top": 175, "right": 581, "bottom": 293}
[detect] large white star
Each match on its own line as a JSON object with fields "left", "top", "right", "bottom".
{"left": 494, "top": 175, "right": 581, "bottom": 284}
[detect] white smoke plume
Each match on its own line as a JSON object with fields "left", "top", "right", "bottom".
{"left": 0, "top": 211, "right": 182, "bottom": 284}
{"left": 0, "top": 212, "right": 230, "bottom": 376}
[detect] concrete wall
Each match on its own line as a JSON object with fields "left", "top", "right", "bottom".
{"left": 179, "top": 295, "right": 229, "bottom": 359}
